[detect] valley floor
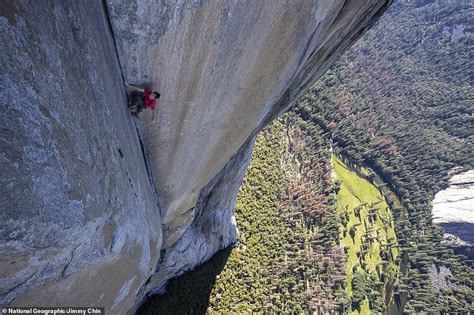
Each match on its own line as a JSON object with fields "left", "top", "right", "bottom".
{"left": 139, "top": 121, "right": 402, "bottom": 314}
{"left": 333, "top": 155, "right": 399, "bottom": 314}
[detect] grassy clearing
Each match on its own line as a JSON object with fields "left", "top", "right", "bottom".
{"left": 333, "top": 155, "right": 399, "bottom": 314}
{"left": 139, "top": 126, "right": 401, "bottom": 314}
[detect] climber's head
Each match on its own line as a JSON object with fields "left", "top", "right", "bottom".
{"left": 153, "top": 92, "right": 161, "bottom": 99}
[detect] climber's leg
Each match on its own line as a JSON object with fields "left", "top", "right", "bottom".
{"left": 128, "top": 91, "right": 141, "bottom": 107}
{"left": 128, "top": 91, "right": 145, "bottom": 117}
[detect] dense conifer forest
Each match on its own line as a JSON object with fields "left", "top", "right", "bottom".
{"left": 292, "top": 0, "right": 473, "bottom": 311}
{"left": 139, "top": 1, "right": 473, "bottom": 313}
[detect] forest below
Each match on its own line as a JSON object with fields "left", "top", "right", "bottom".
{"left": 293, "top": 0, "right": 473, "bottom": 311}
{"left": 139, "top": 0, "right": 473, "bottom": 313}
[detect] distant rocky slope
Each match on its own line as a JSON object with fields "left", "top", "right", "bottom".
{"left": 1, "top": 1, "right": 390, "bottom": 312}
{"left": 433, "top": 170, "right": 474, "bottom": 257}
{"left": 433, "top": 170, "right": 474, "bottom": 227}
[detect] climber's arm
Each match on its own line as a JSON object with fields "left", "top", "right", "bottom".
{"left": 126, "top": 83, "right": 145, "bottom": 93}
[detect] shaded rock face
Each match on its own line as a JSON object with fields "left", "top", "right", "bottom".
{"left": 1, "top": 0, "right": 390, "bottom": 313}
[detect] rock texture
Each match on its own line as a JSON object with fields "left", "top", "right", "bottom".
{"left": 1, "top": 2, "right": 161, "bottom": 312}
{"left": 1, "top": 0, "right": 391, "bottom": 313}
{"left": 433, "top": 170, "right": 474, "bottom": 225}
{"left": 106, "top": 0, "right": 392, "bottom": 251}
{"left": 433, "top": 170, "right": 474, "bottom": 257}
{"left": 429, "top": 264, "right": 470, "bottom": 292}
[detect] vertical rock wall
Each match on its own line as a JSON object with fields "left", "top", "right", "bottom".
{"left": 1, "top": 0, "right": 391, "bottom": 313}
{"left": 1, "top": 1, "right": 161, "bottom": 313}
{"left": 106, "top": 0, "right": 391, "bottom": 250}
{"left": 106, "top": 1, "right": 392, "bottom": 309}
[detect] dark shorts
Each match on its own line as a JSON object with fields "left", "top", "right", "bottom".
{"left": 130, "top": 91, "right": 145, "bottom": 109}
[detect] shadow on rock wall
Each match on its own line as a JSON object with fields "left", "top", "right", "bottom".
{"left": 138, "top": 247, "right": 233, "bottom": 314}
{"left": 439, "top": 223, "right": 474, "bottom": 259}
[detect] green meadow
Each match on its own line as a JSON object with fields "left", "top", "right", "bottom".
{"left": 333, "top": 155, "right": 399, "bottom": 314}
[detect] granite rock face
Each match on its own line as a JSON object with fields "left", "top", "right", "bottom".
{"left": 1, "top": 0, "right": 391, "bottom": 313}
{"left": 1, "top": 2, "right": 161, "bottom": 312}
{"left": 106, "top": 0, "right": 391, "bottom": 248}
{"left": 433, "top": 170, "right": 474, "bottom": 225}
{"left": 433, "top": 170, "right": 474, "bottom": 257}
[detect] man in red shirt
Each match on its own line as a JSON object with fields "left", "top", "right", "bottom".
{"left": 127, "top": 84, "right": 160, "bottom": 120}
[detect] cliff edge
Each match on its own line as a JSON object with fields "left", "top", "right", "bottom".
{"left": 1, "top": 0, "right": 390, "bottom": 312}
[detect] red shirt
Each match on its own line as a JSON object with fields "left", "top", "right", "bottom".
{"left": 143, "top": 88, "right": 156, "bottom": 111}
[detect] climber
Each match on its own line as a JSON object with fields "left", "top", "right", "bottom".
{"left": 126, "top": 84, "right": 160, "bottom": 120}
